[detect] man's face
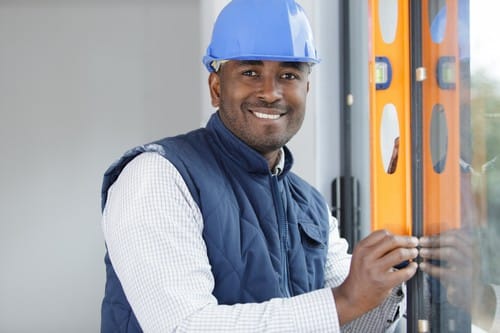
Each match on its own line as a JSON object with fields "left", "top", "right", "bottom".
{"left": 209, "top": 60, "right": 310, "bottom": 155}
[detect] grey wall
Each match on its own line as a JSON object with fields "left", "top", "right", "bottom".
{"left": 348, "top": 0, "right": 372, "bottom": 238}
{"left": 0, "top": 1, "right": 201, "bottom": 331}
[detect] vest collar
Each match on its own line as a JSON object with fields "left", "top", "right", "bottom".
{"left": 207, "top": 112, "right": 294, "bottom": 176}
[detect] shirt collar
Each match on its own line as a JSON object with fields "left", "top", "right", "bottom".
{"left": 272, "top": 148, "right": 285, "bottom": 176}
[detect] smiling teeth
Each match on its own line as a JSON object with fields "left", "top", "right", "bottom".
{"left": 253, "top": 112, "right": 280, "bottom": 120}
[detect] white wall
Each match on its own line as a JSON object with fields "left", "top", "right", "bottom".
{"left": 0, "top": 1, "right": 341, "bottom": 331}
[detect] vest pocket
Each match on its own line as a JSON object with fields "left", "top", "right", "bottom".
{"left": 298, "top": 221, "right": 326, "bottom": 249}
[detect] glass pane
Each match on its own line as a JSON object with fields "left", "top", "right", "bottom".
{"left": 421, "top": 1, "right": 500, "bottom": 332}
{"left": 468, "top": 0, "right": 500, "bottom": 331}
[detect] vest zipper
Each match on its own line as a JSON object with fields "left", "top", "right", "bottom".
{"left": 271, "top": 175, "right": 292, "bottom": 297}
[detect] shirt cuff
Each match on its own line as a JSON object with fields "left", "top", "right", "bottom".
{"left": 288, "top": 288, "right": 340, "bottom": 332}
{"left": 341, "top": 285, "right": 405, "bottom": 332}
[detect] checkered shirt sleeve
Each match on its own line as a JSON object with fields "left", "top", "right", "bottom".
{"left": 102, "top": 152, "right": 404, "bottom": 332}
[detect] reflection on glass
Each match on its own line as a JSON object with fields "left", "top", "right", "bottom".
{"left": 468, "top": 48, "right": 500, "bottom": 333}
{"left": 468, "top": 0, "right": 500, "bottom": 330}
{"left": 429, "top": 0, "right": 447, "bottom": 43}
{"left": 420, "top": 1, "right": 500, "bottom": 332}
{"left": 419, "top": 229, "right": 496, "bottom": 331}
{"left": 430, "top": 104, "right": 448, "bottom": 173}
{"left": 380, "top": 103, "right": 400, "bottom": 174}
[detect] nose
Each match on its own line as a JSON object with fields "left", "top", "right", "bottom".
{"left": 257, "top": 76, "right": 282, "bottom": 103}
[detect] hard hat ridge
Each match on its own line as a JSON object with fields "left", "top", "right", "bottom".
{"left": 203, "top": 0, "right": 320, "bottom": 72}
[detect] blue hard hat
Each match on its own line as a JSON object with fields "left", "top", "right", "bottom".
{"left": 203, "top": 0, "right": 320, "bottom": 72}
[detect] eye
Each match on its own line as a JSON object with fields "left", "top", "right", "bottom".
{"left": 280, "top": 72, "right": 299, "bottom": 80}
{"left": 242, "top": 70, "right": 258, "bottom": 77}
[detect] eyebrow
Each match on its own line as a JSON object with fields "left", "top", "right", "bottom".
{"left": 235, "top": 60, "right": 264, "bottom": 67}
{"left": 234, "top": 60, "right": 310, "bottom": 72}
{"left": 280, "top": 62, "right": 310, "bottom": 72}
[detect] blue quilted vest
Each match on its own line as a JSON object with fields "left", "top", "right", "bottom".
{"left": 100, "top": 112, "right": 330, "bottom": 332}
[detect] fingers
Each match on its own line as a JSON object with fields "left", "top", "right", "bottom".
{"left": 419, "top": 229, "right": 474, "bottom": 250}
{"left": 341, "top": 230, "right": 419, "bottom": 317}
{"left": 357, "top": 230, "right": 419, "bottom": 269}
{"left": 419, "top": 228, "right": 478, "bottom": 267}
{"left": 385, "top": 261, "right": 419, "bottom": 286}
{"left": 418, "top": 229, "right": 478, "bottom": 294}
{"left": 383, "top": 247, "right": 419, "bottom": 268}
{"left": 419, "top": 261, "right": 456, "bottom": 281}
{"left": 360, "top": 229, "right": 418, "bottom": 249}
{"left": 419, "top": 246, "right": 468, "bottom": 265}
{"left": 352, "top": 230, "right": 419, "bottom": 287}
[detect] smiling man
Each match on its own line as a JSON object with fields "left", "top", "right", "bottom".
{"left": 99, "top": 0, "right": 418, "bottom": 332}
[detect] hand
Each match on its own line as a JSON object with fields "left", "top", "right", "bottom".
{"left": 419, "top": 229, "right": 495, "bottom": 330}
{"left": 333, "top": 230, "right": 419, "bottom": 325}
{"left": 419, "top": 229, "right": 477, "bottom": 311}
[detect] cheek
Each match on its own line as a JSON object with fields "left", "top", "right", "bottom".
{"left": 220, "top": 87, "right": 250, "bottom": 109}
{"left": 288, "top": 90, "right": 308, "bottom": 113}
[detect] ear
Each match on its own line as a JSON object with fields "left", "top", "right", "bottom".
{"left": 208, "top": 72, "right": 221, "bottom": 108}
{"left": 306, "top": 80, "right": 310, "bottom": 93}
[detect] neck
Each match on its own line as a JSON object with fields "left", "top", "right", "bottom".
{"left": 263, "top": 149, "right": 282, "bottom": 172}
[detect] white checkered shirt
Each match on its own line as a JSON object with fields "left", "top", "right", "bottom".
{"left": 102, "top": 152, "right": 405, "bottom": 332}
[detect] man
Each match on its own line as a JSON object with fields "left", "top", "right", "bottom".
{"left": 100, "top": 0, "right": 418, "bottom": 331}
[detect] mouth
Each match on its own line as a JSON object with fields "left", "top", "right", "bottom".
{"left": 251, "top": 111, "right": 281, "bottom": 120}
